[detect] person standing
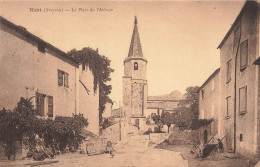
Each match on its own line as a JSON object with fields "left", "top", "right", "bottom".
{"left": 217, "top": 139, "right": 224, "bottom": 153}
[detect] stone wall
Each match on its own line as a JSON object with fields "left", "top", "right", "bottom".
{"left": 101, "top": 122, "right": 120, "bottom": 143}
{"left": 168, "top": 130, "right": 199, "bottom": 145}
{"left": 149, "top": 133, "right": 170, "bottom": 144}
{"left": 101, "top": 119, "right": 139, "bottom": 143}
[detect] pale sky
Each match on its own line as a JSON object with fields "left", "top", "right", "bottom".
{"left": 0, "top": 1, "right": 245, "bottom": 108}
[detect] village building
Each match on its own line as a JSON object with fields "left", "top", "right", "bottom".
{"left": 198, "top": 1, "right": 260, "bottom": 157}
{"left": 147, "top": 90, "right": 184, "bottom": 118}
{"left": 0, "top": 16, "right": 100, "bottom": 135}
{"left": 198, "top": 68, "right": 220, "bottom": 144}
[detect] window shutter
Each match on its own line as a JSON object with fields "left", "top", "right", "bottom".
{"left": 239, "top": 87, "right": 247, "bottom": 113}
{"left": 64, "top": 72, "right": 69, "bottom": 87}
{"left": 58, "top": 70, "right": 63, "bottom": 86}
{"left": 226, "top": 96, "right": 231, "bottom": 117}
{"left": 36, "top": 93, "right": 45, "bottom": 116}
{"left": 227, "top": 60, "right": 232, "bottom": 82}
{"left": 240, "top": 40, "right": 248, "bottom": 70}
{"left": 48, "top": 96, "right": 53, "bottom": 117}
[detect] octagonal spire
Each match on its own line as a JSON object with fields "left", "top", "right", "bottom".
{"left": 128, "top": 16, "right": 143, "bottom": 57}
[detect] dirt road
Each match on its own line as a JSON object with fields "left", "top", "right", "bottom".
{"left": 1, "top": 134, "right": 188, "bottom": 167}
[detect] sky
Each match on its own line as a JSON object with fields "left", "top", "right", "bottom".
{"left": 0, "top": 0, "right": 245, "bottom": 108}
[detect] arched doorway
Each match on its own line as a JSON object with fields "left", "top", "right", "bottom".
{"left": 204, "top": 130, "right": 208, "bottom": 144}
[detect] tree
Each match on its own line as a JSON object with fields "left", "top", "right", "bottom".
{"left": 152, "top": 114, "right": 164, "bottom": 133}
{"left": 67, "top": 48, "right": 114, "bottom": 123}
{"left": 161, "top": 112, "right": 175, "bottom": 133}
{"left": 175, "top": 86, "right": 200, "bottom": 130}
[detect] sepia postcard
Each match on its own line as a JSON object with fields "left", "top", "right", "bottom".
{"left": 0, "top": 0, "right": 260, "bottom": 166}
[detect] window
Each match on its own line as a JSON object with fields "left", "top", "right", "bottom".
{"left": 64, "top": 73, "right": 69, "bottom": 87}
{"left": 226, "top": 96, "right": 231, "bottom": 119}
{"left": 233, "top": 26, "right": 240, "bottom": 47}
{"left": 47, "top": 96, "right": 53, "bottom": 117}
{"left": 36, "top": 93, "right": 53, "bottom": 118}
{"left": 239, "top": 86, "right": 247, "bottom": 115}
{"left": 58, "top": 70, "right": 69, "bottom": 88}
{"left": 38, "top": 42, "right": 46, "bottom": 53}
{"left": 240, "top": 40, "right": 248, "bottom": 71}
{"left": 135, "top": 119, "right": 139, "bottom": 127}
{"left": 58, "top": 70, "right": 63, "bottom": 86}
{"left": 240, "top": 134, "right": 243, "bottom": 142}
{"left": 36, "top": 92, "right": 46, "bottom": 116}
{"left": 134, "top": 62, "right": 138, "bottom": 70}
{"left": 204, "top": 130, "right": 208, "bottom": 144}
{"left": 201, "top": 89, "right": 205, "bottom": 100}
{"left": 226, "top": 60, "right": 232, "bottom": 83}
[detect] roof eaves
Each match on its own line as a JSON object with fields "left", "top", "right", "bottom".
{"left": 0, "top": 16, "right": 79, "bottom": 66}
{"left": 217, "top": 1, "right": 249, "bottom": 49}
{"left": 198, "top": 68, "right": 220, "bottom": 92}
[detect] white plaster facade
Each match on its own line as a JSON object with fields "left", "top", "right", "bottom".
{"left": 0, "top": 17, "right": 99, "bottom": 135}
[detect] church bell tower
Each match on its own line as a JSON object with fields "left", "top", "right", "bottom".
{"left": 122, "top": 17, "right": 148, "bottom": 128}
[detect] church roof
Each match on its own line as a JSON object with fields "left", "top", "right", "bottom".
{"left": 128, "top": 16, "right": 143, "bottom": 57}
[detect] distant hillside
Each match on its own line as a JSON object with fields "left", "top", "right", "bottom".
{"left": 148, "top": 90, "right": 184, "bottom": 101}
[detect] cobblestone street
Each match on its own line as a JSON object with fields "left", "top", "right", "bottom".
{"left": 1, "top": 135, "right": 188, "bottom": 167}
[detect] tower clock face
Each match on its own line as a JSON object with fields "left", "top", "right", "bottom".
{"left": 131, "top": 83, "right": 143, "bottom": 116}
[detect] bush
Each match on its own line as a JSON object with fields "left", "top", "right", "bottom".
{"left": 0, "top": 97, "right": 89, "bottom": 159}
{"left": 154, "top": 127, "right": 166, "bottom": 133}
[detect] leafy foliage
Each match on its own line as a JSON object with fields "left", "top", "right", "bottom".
{"left": 198, "top": 118, "right": 214, "bottom": 127}
{"left": 152, "top": 112, "right": 175, "bottom": 133}
{"left": 100, "top": 118, "right": 114, "bottom": 129}
{"left": 161, "top": 112, "right": 175, "bottom": 133}
{"left": 0, "top": 97, "right": 88, "bottom": 159}
{"left": 67, "top": 47, "right": 114, "bottom": 122}
{"left": 174, "top": 86, "right": 200, "bottom": 130}
{"left": 151, "top": 114, "right": 164, "bottom": 133}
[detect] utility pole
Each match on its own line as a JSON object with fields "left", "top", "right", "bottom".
{"left": 119, "top": 101, "right": 122, "bottom": 141}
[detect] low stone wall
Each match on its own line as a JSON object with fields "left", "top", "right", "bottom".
{"left": 101, "top": 120, "right": 139, "bottom": 143}
{"left": 83, "top": 137, "right": 107, "bottom": 155}
{"left": 101, "top": 122, "right": 120, "bottom": 143}
{"left": 168, "top": 130, "right": 199, "bottom": 145}
{"left": 149, "top": 133, "right": 170, "bottom": 144}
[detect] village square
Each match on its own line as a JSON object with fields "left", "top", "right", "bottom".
{"left": 1, "top": 1, "right": 260, "bottom": 167}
